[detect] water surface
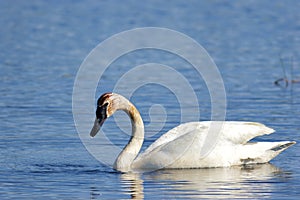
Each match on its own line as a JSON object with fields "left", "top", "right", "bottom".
{"left": 0, "top": 0, "right": 300, "bottom": 199}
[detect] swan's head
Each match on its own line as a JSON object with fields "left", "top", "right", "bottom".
{"left": 90, "top": 92, "right": 121, "bottom": 137}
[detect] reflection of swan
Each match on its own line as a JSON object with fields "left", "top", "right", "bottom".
{"left": 118, "top": 164, "right": 284, "bottom": 199}
{"left": 90, "top": 93, "right": 295, "bottom": 172}
{"left": 145, "top": 164, "right": 283, "bottom": 199}
{"left": 120, "top": 173, "right": 144, "bottom": 200}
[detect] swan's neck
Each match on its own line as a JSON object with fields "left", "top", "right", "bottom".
{"left": 113, "top": 99, "right": 144, "bottom": 172}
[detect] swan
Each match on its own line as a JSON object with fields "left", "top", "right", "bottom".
{"left": 90, "top": 92, "right": 296, "bottom": 172}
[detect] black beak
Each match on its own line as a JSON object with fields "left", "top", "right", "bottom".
{"left": 90, "top": 117, "right": 101, "bottom": 137}
{"left": 90, "top": 104, "right": 108, "bottom": 137}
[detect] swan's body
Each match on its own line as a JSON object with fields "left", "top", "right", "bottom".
{"left": 90, "top": 93, "right": 295, "bottom": 172}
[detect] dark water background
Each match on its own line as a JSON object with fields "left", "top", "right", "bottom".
{"left": 1, "top": 0, "right": 300, "bottom": 199}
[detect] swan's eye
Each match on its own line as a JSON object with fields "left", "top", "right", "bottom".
{"left": 102, "top": 102, "right": 109, "bottom": 108}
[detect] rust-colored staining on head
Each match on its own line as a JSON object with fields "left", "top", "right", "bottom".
{"left": 97, "top": 92, "right": 112, "bottom": 106}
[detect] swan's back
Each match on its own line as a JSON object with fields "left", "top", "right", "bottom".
{"left": 132, "top": 121, "right": 295, "bottom": 170}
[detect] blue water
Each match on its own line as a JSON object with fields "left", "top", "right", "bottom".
{"left": 1, "top": 0, "right": 300, "bottom": 199}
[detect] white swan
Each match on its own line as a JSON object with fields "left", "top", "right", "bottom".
{"left": 90, "top": 92, "right": 295, "bottom": 172}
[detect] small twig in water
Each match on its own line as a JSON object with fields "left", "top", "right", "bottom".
{"left": 274, "top": 56, "right": 299, "bottom": 88}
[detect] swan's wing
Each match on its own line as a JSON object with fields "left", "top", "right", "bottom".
{"left": 143, "top": 121, "right": 274, "bottom": 154}
{"left": 142, "top": 122, "right": 203, "bottom": 156}
{"left": 133, "top": 127, "right": 201, "bottom": 169}
{"left": 220, "top": 121, "right": 275, "bottom": 144}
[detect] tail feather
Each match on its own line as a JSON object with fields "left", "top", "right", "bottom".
{"left": 239, "top": 141, "right": 296, "bottom": 165}
{"left": 270, "top": 141, "right": 296, "bottom": 152}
